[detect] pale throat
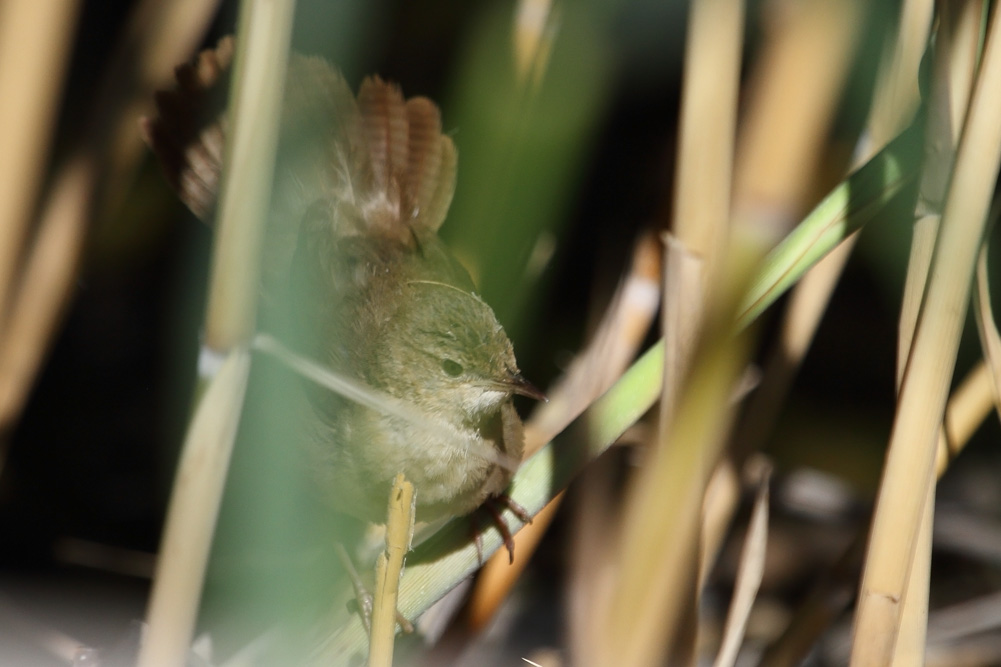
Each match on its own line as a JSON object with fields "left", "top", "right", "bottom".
{"left": 459, "top": 387, "right": 509, "bottom": 420}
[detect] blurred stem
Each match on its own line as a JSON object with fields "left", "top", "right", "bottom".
{"left": 662, "top": 0, "right": 745, "bottom": 662}
{"left": 734, "top": 0, "right": 932, "bottom": 485}
{"left": 203, "top": 0, "right": 294, "bottom": 353}
{"left": 0, "top": 0, "right": 220, "bottom": 439}
{"left": 0, "top": 1, "right": 80, "bottom": 334}
{"left": 736, "top": 125, "right": 922, "bottom": 329}
{"left": 138, "top": 349, "right": 251, "bottom": 667}
{"left": 139, "top": 1, "right": 296, "bottom": 664}
{"left": 732, "top": 0, "right": 862, "bottom": 240}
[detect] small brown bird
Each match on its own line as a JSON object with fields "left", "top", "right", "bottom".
{"left": 143, "top": 38, "right": 543, "bottom": 528}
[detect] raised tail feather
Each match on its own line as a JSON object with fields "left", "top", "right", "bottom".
{"left": 142, "top": 37, "right": 458, "bottom": 274}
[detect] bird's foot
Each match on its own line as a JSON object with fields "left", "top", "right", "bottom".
{"left": 336, "top": 543, "right": 414, "bottom": 634}
{"left": 473, "top": 494, "right": 534, "bottom": 565}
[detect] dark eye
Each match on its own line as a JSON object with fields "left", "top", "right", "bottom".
{"left": 441, "top": 359, "right": 464, "bottom": 377}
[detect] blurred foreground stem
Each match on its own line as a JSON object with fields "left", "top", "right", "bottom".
{"left": 139, "top": 1, "right": 296, "bottom": 664}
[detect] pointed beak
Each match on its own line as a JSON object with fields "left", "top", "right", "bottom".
{"left": 506, "top": 373, "right": 548, "bottom": 402}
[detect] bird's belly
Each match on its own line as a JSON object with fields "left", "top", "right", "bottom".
{"left": 375, "top": 423, "right": 501, "bottom": 518}
{"left": 315, "top": 409, "right": 513, "bottom": 524}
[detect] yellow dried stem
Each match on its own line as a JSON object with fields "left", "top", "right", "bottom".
{"left": 712, "top": 461, "right": 771, "bottom": 667}
{"left": 732, "top": 0, "right": 930, "bottom": 467}
{"left": 368, "top": 474, "right": 416, "bottom": 667}
{"left": 937, "top": 360, "right": 994, "bottom": 475}
{"left": 668, "top": 0, "right": 743, "bottom": 372}
{"left": 891, "top": 488, "right": 933, "bottom": 666}
{"left": 203, "top": 1, "right": 296, "bottom": 353}
{"left": 671, "top": 0, "right": 743, "bottom": 277}
{"left": 98, "top": 0, "right": 224, "bottom": 216}
{"left": 699, "top": 458, "right": 741, "bottom": 590}
{"left": 732, "top": 0, "right": 861, "bottom": 241}
{"left": 138, "top": 349, "right": 251, "bottom": 667}
{"left": 596, "top": 344, "right": 746, "bottom": 666}
{"left": 898, "top": 215, "right": 939, "bottom": 386}
{"left": 527, "top": 232, "right": 661, "bottom": 456}
{"left": 758, "top": 359, "right": 995, "bottom": 667}
{"left": 661, "top": 234, "right": 705, "bottom": 429}
{"left": 0, "top": 157, "right": 94, "bottom": 434}
{"left": 512, "top": 0, "right": 557, "bottom": 88}
{"left": 0, "top": 1, "right": 80, "bottom": 331}
{"left": 917, "top": 0, "right": 983, "bottom": 215}
{"left": 974, "top": 237, "right": 1001, "bottom": 425}
{"left": 851, "top": 3, "right": 1001, "bottom": 663}
{"left": 867, "top": 0, "right": 935, "bottom": 148}
{"left": 0, "top": 0, "right": 220, "bottom": 435}
{"left": 140, "top": 1, "right": 296, "bottom": 664}
{"left": 891, "top": 4, "right": 984, "bottom": 658}
{"left": 594, "top": 243, "right": 756, "bottom": 667}
{"left": 661, "top": 0, "right": 744, "bottom": 659}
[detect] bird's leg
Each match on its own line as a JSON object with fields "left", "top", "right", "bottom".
{"left": 475, "top": 494, "right": 534, "bottom": 565}
{"left": 336, "top": 542, "right": 374, "bottom": 634}
{"left": 335, "top": 543, "right": 414, "bottom": 636}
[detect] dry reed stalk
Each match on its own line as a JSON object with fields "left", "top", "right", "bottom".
{"left": 770, "top": 0, "right": 932, "bottom": 439}
{"left": 513, "top": 0, "right": 557, "bottom": 89}
{"left": 732, "top": 0, "right": 861, "bottom": 241}
{"left": 760, "top": 6, "right": 987, "bottom": 661}
{"left": 0, "top": 1, "right": 80, "bottom": 333}
{"left": 657, "top": 0, "right": 745, "bottom": 661}
{"left": 368, "top": 474, "right": 416, "bottom": 667}
{"left": 975, "top": 238, "right": 1001, "bottom": 423}
{"left": 851, "top": 2, "right": 1001, "bottom": 662}
{"left": 99, "top": 0, "right": 224, "bottom": 216}
{"left": 138, "top": 349, "right": 251, "bottom": 667}
{"left": 867, "top": 0, "right": 936, "bottom": 145}
{"left": 664, "top": 0, "right": 744, "bottom": 422}
{"left": 712, "top": 8, "right": 939, "bottom": 654}
{"left": 0, "top": 157, "right": 95, "bottom": 435}
{"left": 203, "top": 4, "right": 294, "bottom": 353}
{"left": 526, "top": 232, "right": 662, "bottom": 456}
{"left": 701, "top": 0, "right": 861, "bottom": 597}
{"left": 890, "top": 3, "right": 983, "bottom": 660}
{"left": 594, "top": 274, "right": 753, "bottom": 667}
{"left": 0, "top": 0, "right": 220, "bottom": 436}
{"left": 670, "top": 0, "right": 743, "bottom": 282}
{"left": 139, "top": 1, "right": 296, "bottom": 664}
{"left": 891, "top": 493, "right": 933, "bottom": 665}
{"left": 699, "top": 458, "right": 741, "bottom": 589}
{"left": 661, "top": 234, "right": 705, "bottom": 433}
{"left": 936, "top": 361, "right": 994, "bottom": 474}
{"left": 737, "top": 0, "right": 930, "bottom": 463}
{"left": 711, "top": 460, "right": 771, "bottom": 667}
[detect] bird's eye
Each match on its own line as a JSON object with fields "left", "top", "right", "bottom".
{"left": 441, "top": 359, "right": 464, "bottom": 377}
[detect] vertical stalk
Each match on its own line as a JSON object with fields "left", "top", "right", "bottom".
{"left": 139, "top": 1, "right": 296, "bottom": 664}
{"left": 851, "top": 3, "right": 1001, "bottom": 663}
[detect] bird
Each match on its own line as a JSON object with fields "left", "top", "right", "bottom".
{"left": 142, "top": 37, "right": 544, "bottom": 534}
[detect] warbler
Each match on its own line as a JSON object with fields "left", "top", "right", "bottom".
{"left": 143, "top": 37, "right": 543, "bottom": 530}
